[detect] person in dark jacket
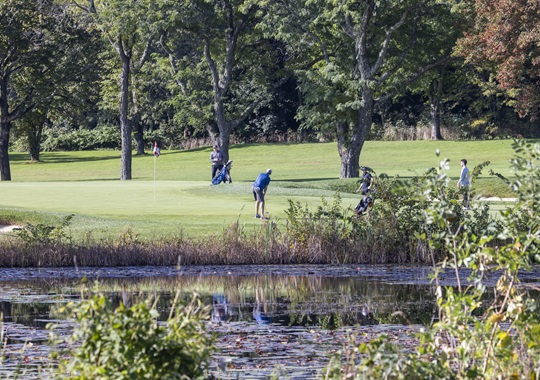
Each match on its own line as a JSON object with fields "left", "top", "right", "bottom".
{"left": 355, "top": 166, "right": 373, "bottom": 195}
{"left": 210, "top": 145, "right": 224, "bottom": 180}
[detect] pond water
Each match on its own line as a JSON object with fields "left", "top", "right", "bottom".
{"left": 1, "top": 264, "right": 539, "bottom": 379}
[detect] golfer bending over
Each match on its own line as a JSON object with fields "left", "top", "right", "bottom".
{"left": 253, "top": 169, "right": 272, "bottom": 219}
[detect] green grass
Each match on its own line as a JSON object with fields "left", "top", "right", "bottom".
{"left": 0, "top": 140, "right": 519, "bottom": 239}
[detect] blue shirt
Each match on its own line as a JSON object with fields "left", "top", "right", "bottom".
{"left": 253, "top": 173, "right": 271, "bottom": 189}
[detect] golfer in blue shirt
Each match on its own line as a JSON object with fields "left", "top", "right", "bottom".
{"left": 253, "top": 169, "right": 272, "bottom": 219}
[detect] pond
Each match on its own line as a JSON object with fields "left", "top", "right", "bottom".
{"left": 1, "top": 264, "right": 539, "bottom": 379}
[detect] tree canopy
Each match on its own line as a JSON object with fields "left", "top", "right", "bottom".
{"left": 0, "top": 0, "right": 539, "bottom": 181}
{"left": 456, "top": 0, "right": 540, "bottom": 119}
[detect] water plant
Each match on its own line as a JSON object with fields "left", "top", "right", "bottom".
{"left": 324, "top": 140, "right": 540, "bottom": 379}
{"left": 51, "top": 284, "right": 214, "bottom": 380}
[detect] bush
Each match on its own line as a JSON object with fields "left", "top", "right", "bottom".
{"left": 323, "top": 140, "right": 540, "bottom": 379}
{"left": 14, "top": 214, "right": 74, "bottom": 246}
{"left": 41, "top": 126, "right": 121, "bottom": 151}
{"left": 282, "top": 165, "right": 493, "bottom": 264}
{"left": 51, "top": 286, "right": 214, "bottom": 380}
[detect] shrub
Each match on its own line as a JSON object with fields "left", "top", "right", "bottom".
{"left": 41, "top": 126, "right": 121, "bottom": 151}
{"left": 323, "top": 140, "right": 540, "bottom": 379}
{"left": 51, "top": 286, "right": 214, "bottom": 380}
{"left": 284, "top": 193, "right": 366, "bottom": 263}
{"left": 14, "top": 214, "right": 74, "bottom": 246}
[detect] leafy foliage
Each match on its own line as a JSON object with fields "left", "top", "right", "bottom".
{"left": 52, "top": 287, "right": 214, "bottom": 380}
{"left": 40, "top": 126, "right": 121, "bottom": 151}
{"left": 283, "top": 161, "right": 493, "bottom": 264}
{"left": 456, "top": 0, "right": 540, "bottom": 119}
{"left": 14, "top": 214, "right": 74, "bottom": 245}
{"left": 284, "top": 193, "right": 354, "bottom": 261}
{"left": 323, "top": 140, "right": 540, "bottom": 379}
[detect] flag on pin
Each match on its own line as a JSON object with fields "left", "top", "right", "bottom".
{"left": 153, "top": 141, "right": 160, "bottom": 157}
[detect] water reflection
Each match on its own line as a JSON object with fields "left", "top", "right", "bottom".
{"left": 211, "top": 293, "right": 232, "bottom": 324}
{"left": 0, "top": 272, "right": 437, "bottom": 329}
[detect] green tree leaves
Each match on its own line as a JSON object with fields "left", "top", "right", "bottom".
{"left": 53, "top": 287, "right": 214, "bottom": 379}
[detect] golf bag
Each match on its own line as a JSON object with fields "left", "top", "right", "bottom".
{"left": 212, "top": 160, "right": 233, "bottom": 185}
{"left": 354, "top": 195, "right": 373, "bottom": 216}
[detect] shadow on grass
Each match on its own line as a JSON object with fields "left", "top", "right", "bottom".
{"left": 10, "top": 151, "right": 198, "bottom": 164}
{"left": 10, "top": 152, "right": 120, "bottom": 164}
{"left": 273, "top": 177, "right": 338, "bottom": 183}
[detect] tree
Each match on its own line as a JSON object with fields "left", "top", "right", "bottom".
{"left": 404, "top": 7, "right": 466, "bottom": 141}
{"left": 159, "top": 0, "right": 280, "bottom": 161}
{"left": 72, "top": 0, "right": 161, "bottom": 179}
{"left": 263, "top": 0, "right": 457, "bottom": 177}
{"left": 0, "top": 0, "right": 67, "bottom": 180}
{"left": 456, "top": 0, "right": 540, "bottom": 119}
{"left": 14, "top": 4, "right": 101, "bottom": 163}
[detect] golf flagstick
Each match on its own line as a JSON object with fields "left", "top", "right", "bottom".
{"left": 153, "top": 141, "right": 160, "bottom": 201}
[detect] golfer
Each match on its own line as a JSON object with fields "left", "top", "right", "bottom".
{"left": 457, "top": 159, "right": 471, "bottom": 209}
{"left": 253, "top": 169, "right": 272, "bottom": 219}
{"left": 210, "top": 144, "right": 224, "bottom": 180}
{"left": 355, "top": 166, "right": 373, "bottom": 195}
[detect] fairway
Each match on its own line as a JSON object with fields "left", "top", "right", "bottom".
{"left": 0, "top": 140, "right": 520, "bottom": 238}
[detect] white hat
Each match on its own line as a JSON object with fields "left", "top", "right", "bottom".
{"left": 267, "top": 168, "right": 272, "bottom": 174}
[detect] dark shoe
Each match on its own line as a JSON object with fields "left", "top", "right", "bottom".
{"left": 255, "top": 214, "right": 261, "bottom": 218}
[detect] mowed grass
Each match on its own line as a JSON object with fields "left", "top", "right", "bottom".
{"left": 0, "top": 140, "right": 520, "bottom": 239}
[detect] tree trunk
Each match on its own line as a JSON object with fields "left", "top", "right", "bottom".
{"left": 430, "top": 77, "right": 444, "bottom": 140}
{"left": 336, "top": 96, "right": 373, "bottom": 178}
{"left": 430, "top": 97, "right": 443, "bottom": 140}
{"left": 214, "top": 101, "right": 231, "bottom": 162}
{"left": 217, "top": 131, "right": 230, "bottom": 162}
{"left": 28, "top": 121, "right": 44, "bottom": 162}
{"left": 133, "top": 120, "right": 145, "bottom": 155}
{"left": 0, "top": 76, "right": 11, "bottom": 180}
{"left": 27, "top": 109, "right": 47, "bottom": 162}
{"left": 119, "top": 56, "right": 132, "bottom": 180}
{"left": 131, "top": 80, "right": 145, "bottom": 155}
{"left": 336, "top": 122, "right": 361, "bottom": 178}
{"left": 0, "top": 119, "right": 11, "bottom": 181}
{"left": 206, "top": 120, "right": 219, "bottom": 145}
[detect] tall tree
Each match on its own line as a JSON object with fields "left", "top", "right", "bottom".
{"left": 14, "top": 4, "right": 101, "bottom": 163}
{"left": 0, "top": 0, "right": 66, "bottom": 180}
{"left": 263, "top": 0, "right": 456, "bottom": 177}
{"left": 160, "top": 0, "right": 279, "bottom": 161}
{"left": 455, "top": 0, "right": 540, "bottom": 119}
{"left": 72, "top": 0, "right": 160, "bottom": 179}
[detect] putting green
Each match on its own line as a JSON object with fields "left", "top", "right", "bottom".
{"left": 0, "top": 180, "right": 360, "bottom": 238}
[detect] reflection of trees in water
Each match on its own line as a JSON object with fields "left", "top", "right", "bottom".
{"left": 1, "top": 299, "right": 65, "bottom": 328}
{"left": 1, "top": 275, "right": 436, "bottom": 327}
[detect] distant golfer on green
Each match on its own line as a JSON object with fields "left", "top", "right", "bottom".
{"left": 457, "top": 158, "right": 471, "bottom": 209}
{"left": 253, "top": 169, "right": 272, "bottom": 219}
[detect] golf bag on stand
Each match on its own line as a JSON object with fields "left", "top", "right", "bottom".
{"left": 212, "top": 160, "right": 233, "bottom": 185}
{"left": 354, "top": 195, "right": 374, "bottom": 217}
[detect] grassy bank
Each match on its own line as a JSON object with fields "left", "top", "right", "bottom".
{"left": 0, "top": 140, "right": 517, "bottom": 239}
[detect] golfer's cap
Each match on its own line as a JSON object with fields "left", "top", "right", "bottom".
{"left": 361, "top": 166, "right": 367, "bottom": 171}
{"left": 213, "top": 144, "right": 218, "bottom": 148}
{"left": 267, "top": 168, "right": 272, "bottom": 174}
